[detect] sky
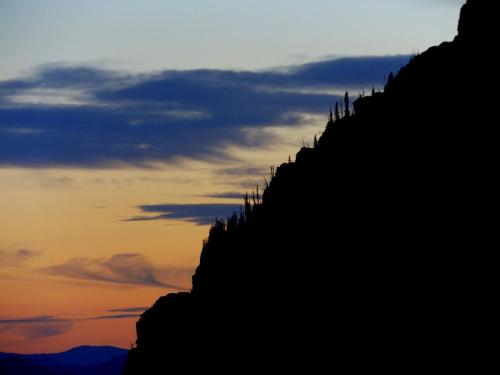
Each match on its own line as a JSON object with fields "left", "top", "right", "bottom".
{"left": 0, "top": 0, "right": 463, "bottom": 353}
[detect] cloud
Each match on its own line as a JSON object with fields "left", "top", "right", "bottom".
{"left": 40, "top": 176, "right": 73, "bottom": 189}
{"left": 0, "top": 248, "right": 41, "bottom": 267}
{"left": 0, "top": 56, "right": 409, "bottom": 167}
{"left": 42, "top": 253, "right": 188, "bottom": 289}
{"left": 88, "top": 314, "right": 141, "bottom": 320}
{"left": 0, "top": 316, "right": 65, "bottom": 325}
{"left": 0, "top": 316, "right": 73, "bottom": 339}
{"left": 217, "top": 166, "right": 267, "bottom": 177}
{"left": 20, "top": 323, "right": 73, "bottom": 339}
{"left": 107, "top": 306, "right": 149, "bottom": 313}
{"left": 0, "top": 313, "right": 142, "bottom": 325}
{"left": 203, "top": 192, "right": 244, "bottom": 200}
{"left": 124, "top": 203, "right": 240, "bottom": 225}
{"left": 0, "top": 312, "right": 142, "bottom": 339}
{"left": 1, "top": 127, "right": 45, "bottom": 135}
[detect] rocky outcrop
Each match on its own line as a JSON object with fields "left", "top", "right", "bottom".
{"left": 457, "top": 0, "right": 495, "bottom": 42}
{"left": 124, "top": 1, "right": 494, "bottom": 372}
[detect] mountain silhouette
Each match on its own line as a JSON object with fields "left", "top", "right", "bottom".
{"left": 0, "top": 346, "right": 127, "bottom": 375}
{"left": 124, "top": 1, "right": 493, "bottom": 372}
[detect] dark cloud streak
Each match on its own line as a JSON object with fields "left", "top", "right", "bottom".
{"left": 124, "top": 203, "right": 240, "bottom": 225}
{"left": 88, "top": 314, "right": 141, "bottom": 320}
{"left": 0, "top": 312, "right": 142, "bottom": 339}
{"left": 203, "top": 192, "right": 244, "bottom": 200}
{"left": 0, "top": 316, "right": 66, "bottom": 325}
{"left": 107, "top": 307, "right": 149, "bottom": 313}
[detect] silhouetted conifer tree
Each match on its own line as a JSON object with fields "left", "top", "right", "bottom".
{"left": 227, "top": 212, "right": 238, "bottom": 232}
{"left": 238, "top": 206, "right": 245, "bottom": 225}
{"left": 386, "top": 72, "right": 395, "bottom": 89}
{"left": 334, "top": 102, "right": 340, "bottom": 121}
{"left": 314, "top": 135, "right": 318, "bottom": 148}
{"left": 344, "top": 92, "right": 351, "bottom": 117}
{"left": 243, "top": 193, "right": 251, "bottom": 220}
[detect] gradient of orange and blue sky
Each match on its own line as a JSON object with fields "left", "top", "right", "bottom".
{"left": 1, "top": 0, "right": 463, "bottom": 353}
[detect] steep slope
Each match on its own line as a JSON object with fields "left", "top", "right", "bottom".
{"left": 124, "top": 1, "right": 494, "bottom": 372}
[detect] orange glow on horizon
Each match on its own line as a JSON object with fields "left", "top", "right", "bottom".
{"left": 0, "top": 121, "right": 324, "bottom": 353}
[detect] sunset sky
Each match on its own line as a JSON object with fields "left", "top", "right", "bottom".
{"left": 1, "top": 0, "right": 463, "bottom": 353}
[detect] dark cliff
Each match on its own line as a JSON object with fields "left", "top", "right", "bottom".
{"left": 124, "top": 1, "right": 494, "bottom": 372}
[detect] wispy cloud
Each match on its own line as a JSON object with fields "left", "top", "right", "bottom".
{"left": 0, "top": 316, "right": 73, "bottom": 339}
{"left": 1, "top": 127, "right": 45, "bottom": 135}
{"left": 0, "top": 316, "right": 66, "bottom": 325}
{"left": 40, "top": 176, "right": 73, "bottom": 189}
{"left": 107, "top": 306, "right": 149, "bottom": 313}
{"left": 0, "top": 312, "right": 143, "bottom": 339}
{"left": 12, "top": 323, "right": 73, "bottom": 340}
{"left": 42, "top": 253, "right": 189, "bottom": 289}
{"left": 88, "top": 314, "right": 141, "bottom": 320}
{"left": 0, "top": 56, "right": 409, "bottom": 168}
{"left": 0, "top": 248, "right": 42, "bottom": 267}
{"left": 217, "top": 166, "right": 267, "bottom": 177}
{"left": 202, "top": 192, "right": 244, "bottom": 200}
{"left": 124, "top": 203, "right": 239, "bottom": 225}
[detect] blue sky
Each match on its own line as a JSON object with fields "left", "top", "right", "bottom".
{"left": 0, "top": 1, "right": 464, "bottom": 168}
{"left": 1, "top": 0, "right": 463, "bottom": 79}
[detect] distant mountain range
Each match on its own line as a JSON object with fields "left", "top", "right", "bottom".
{"left": 0, "top": 346, "right": 127, "bottom": 375}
